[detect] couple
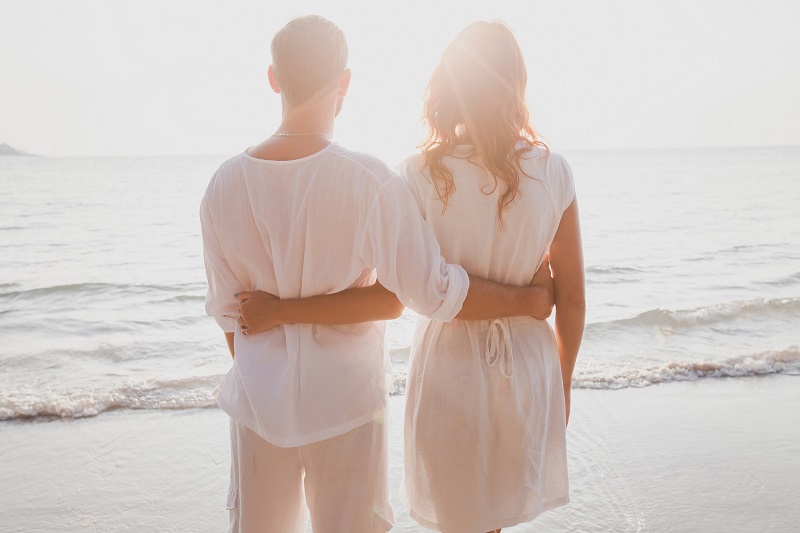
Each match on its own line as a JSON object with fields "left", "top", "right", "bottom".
{"left": 200, "top": 15, "right": 585, "bottom": 533}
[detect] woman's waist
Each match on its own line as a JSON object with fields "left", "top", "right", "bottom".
{"left": 419, "top": 315, "right": 547, "bottom": 327}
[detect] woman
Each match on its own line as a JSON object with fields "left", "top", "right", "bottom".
{"left": 238, "top": 21, "right": 584, "bottom": 533}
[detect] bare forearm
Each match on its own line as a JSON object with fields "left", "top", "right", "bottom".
{"left": 554, "top": 299, "right": 585, "bottom": 387}
{"left": 277, "top": 283, "right": 404, "bottom": 325}
{"left": 456, "top": 275, "right": 549, "bottom": 320}
{"left": 549, "top": 199, "right": 585, "bottom": 387}
{"left": 225, "top": 332, "right": 235, "bottom": 359}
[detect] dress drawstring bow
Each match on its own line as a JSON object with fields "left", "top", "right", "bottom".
{"left": 484, "top": 318, "right": 514, "bottom": 378}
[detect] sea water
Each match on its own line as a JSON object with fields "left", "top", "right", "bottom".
{"left": 1, "top": 147, "right": 798, "bottom": 420}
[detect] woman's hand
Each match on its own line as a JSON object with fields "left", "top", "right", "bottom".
{"left": 236, "top": 290, "right": 282, "bottom": 335}
{"left": 563, "top": 381, "right": 572, "bottom": 426}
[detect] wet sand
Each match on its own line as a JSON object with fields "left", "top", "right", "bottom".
{"left": 1, "top": 375, "right": 798, "bottom": 532}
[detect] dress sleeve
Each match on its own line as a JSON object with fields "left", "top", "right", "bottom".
{"left": 359, "top": 174, "right": 469, "bottom": 322}
{"left": 199, "top": 195, "right": 242, "bottom": 333}
{"left": 554, "top": 153, "right": 576, "bottom": 212}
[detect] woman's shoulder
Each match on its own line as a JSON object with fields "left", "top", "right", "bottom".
{"left": 519, "top": 146, "right": 575, "bottom": 211}
{"left": 521, "top": 147, "right": 571, "bottom": 184}
{"left": 520, "top": 145, "right": 569, "bottom": 174}
{"left": 395, "top": 152, "right": 429, "bottom": 182}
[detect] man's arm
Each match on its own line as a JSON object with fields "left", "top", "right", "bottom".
{"left": 458, "top": 261, "right": 553, "bottom": 320}
{"left": 236, "top": 262, "right": 553, "bottom": 335}
{"left": 200, "top": 194, "right": 244, "bottom": 352}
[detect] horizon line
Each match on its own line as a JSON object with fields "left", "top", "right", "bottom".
{"left": 4, "top": 142, "right": 800, "bottom": 159}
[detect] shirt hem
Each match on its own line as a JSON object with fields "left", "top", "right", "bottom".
{"left": 217, "top": 396, "right": 387, "bottom": 448}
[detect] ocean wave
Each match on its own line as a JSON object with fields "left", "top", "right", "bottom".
{"left": 0, "top": 282, "right": 20, "bottom": 294}
{"left": 586, "top": 265, "right": 647, "bottom": 275}
{"left": 757, "top": 271, "right": 800, "bottom": 287}
{"left": 0, "top": 375, "right": 222, "bottom": 421}
{"left": 585, "top": 265, "right": 647, "bottom": 284}
{"left": 589, "top": 297, "right": 800, "bottom": 332}
{"left": 572, "top": 347, "right": 800, "bottom": 389}
{"left": 0, "top": 282, "right": 205, "bottom": 300}
{"left": 159, "top": 294, "right": 207, "bottom": 303}
{"left": 687, "top": 242, "right": 794, "bottom": 262}
{"left": 390, "top": 348, "right": 800, "bottom": 394}
{"left": 5, "top": 348, "right": 799, "bottom": 420}
{"left": 716, "top": 243, "right": 786, "bottom": 255}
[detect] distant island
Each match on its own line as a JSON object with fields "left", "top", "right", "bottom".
{"left": 0, "top": 143, "right": 27, "bottom": 155}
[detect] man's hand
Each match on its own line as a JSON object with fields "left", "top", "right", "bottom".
{"left": 528, "top": 258, "right": 555, "bottom": 319}
{"left": 236, "top": 290, "right": 282, "bottom": 335}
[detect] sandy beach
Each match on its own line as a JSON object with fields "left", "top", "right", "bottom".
{"left": 1, "top": 374, "right": 797, "bottom": 532}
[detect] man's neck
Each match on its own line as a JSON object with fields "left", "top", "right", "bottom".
{"left": 247, "top": 100, "right": 336, "bottom": 162}
{"left": 277, "top": 101, "right": 335, "bottom": 138}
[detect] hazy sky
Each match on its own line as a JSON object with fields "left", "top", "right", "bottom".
{"left": 1, "top": 0, "right": 799, "bottom": 161}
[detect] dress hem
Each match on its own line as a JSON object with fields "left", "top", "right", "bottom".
{"left": 408, "top": 495, "right": 570, "bottom": 533}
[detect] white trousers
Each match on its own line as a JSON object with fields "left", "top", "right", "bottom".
{"left": 227, "top": 412, "right": 394, "bottom": 533}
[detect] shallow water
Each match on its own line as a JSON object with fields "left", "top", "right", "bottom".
{"left": 1, "top": 146, "right": 799, "bottom": 420}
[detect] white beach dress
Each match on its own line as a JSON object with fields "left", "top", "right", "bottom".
{"left": 399, "top": 145, "right": 575, "bottom": 533}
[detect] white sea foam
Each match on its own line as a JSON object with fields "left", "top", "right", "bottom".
{"left": 572, "top": 347, "right": 800, "bottom": 389}
{"left": 4, "top": 347, "right": 798, "bottom": 420}
{"left": 0, "top": 375, "right": 222, "bottom": 421}
{"left": 387, "top": 347, "right": 800, "bottom": 396}
{"left": 588, "top": 297, "right": 800, "bottom": 332}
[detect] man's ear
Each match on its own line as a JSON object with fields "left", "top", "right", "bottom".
{"left": 268, "top": 65, "right": 281, "bottom": 94}
{"left": 338, "top": 68, "right": 352, "bottom": 98}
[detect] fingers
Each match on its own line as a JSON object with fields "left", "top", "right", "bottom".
{"left": 236, "top": 315, "right": 252, "bottom": 336}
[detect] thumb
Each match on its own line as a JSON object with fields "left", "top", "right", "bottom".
{"left": 234, "top": 291, "right": 252, "bottom": 302}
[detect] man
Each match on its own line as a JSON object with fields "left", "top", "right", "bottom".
{"left": 200, "top": 15, "right": 553, "bottom": 533}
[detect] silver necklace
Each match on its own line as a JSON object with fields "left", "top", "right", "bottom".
{"left": 272, "top": 132, "right": 332, "bottom": 141}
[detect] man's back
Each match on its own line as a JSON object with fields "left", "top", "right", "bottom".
{"left": 200, "top": 143, "right": 468, "bottom": 447}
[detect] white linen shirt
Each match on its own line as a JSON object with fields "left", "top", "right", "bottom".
{"left": 200, "top": 143, "right": 469, "bottom": 447}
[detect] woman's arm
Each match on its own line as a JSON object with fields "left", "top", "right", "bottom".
{"left": 225, "top": 332, "right": 235, "bottom": 359}
{"left": 548, "top": 199, "right": 586, "bottom": 425}
{"left": 236, "top": 261, "right": 554, "bottom": 335}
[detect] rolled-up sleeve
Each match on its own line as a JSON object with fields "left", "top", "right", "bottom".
{"left": 359, "top": 175, "right": 469, "bottom": 322}
{"left": 200, "top": 196, "right": 241, "bottom": 333}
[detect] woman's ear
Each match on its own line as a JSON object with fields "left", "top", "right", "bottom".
{"left": 268, "top": 65, "right": 281, "bottom": 94}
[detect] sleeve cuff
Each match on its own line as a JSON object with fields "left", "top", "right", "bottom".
{"left": 214, "top": 314, "right": 238, "bottom": 333}
{"left": 427, "top": 263, "right": 470, "bottom": 322}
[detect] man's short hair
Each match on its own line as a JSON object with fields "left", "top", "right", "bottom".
{"left": 271, "top": 15, "right": 348, "bottom": 105}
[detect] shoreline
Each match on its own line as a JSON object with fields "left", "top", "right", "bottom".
{"left": 1, "top": 375, "right": 798, "bottom": 532}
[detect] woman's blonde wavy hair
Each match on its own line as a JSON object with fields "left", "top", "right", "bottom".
{"left": 420, "top": 21, "right": 548, "bottom": 225}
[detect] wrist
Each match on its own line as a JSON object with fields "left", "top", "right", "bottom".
{"left": 272, "top": 298, "right": 291, "bottom": 325}
{"left": 526, "top": 285, "right": 546, "bottom": 318}
{"left": 515, "top": 286, "right": 536, "bottom": 317}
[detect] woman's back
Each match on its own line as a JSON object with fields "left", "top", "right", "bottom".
{"left": 399, "top": 19, "right": 583, "bottom": 532}
{"left": 399, "top": 145, "right": 575, "bottom": 286}
{"left": 399, "top": 144, "right": 576, "bottom": 532}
